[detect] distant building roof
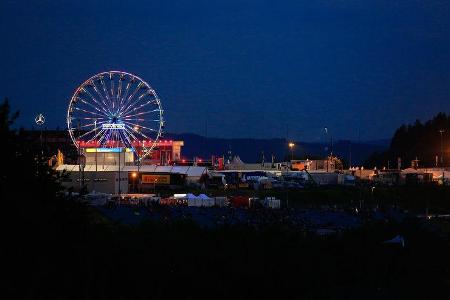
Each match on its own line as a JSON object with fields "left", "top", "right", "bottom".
{"left": 56, "top": 164, "right": 207, "bottom": 177}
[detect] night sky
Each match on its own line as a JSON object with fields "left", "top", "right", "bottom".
{"left": 1, "top": 0, "right": 450, "bottom": 142}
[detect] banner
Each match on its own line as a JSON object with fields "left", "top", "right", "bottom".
{"left": 102, "top": 123, "right": 125, "bottom": 129}
{"left": 142, "top": 174, "right": 170, "bottom": 184}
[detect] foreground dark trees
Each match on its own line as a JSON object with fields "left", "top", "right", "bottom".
{"left": 1, "top": 99, "right": 450, "bottom": 299}
{"left": 5, "top": 213, "right": 450, "bottom": 299}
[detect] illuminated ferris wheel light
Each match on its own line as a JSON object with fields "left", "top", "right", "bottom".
{"left": 67, "top": 71, "right": 164, "bottom": 160}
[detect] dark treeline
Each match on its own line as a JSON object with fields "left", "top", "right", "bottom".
{"left": 2, "top": 98, "right": 450, "bottom": 299}
{"left": 365, "top": 113, "right": 450, "bottom": 168}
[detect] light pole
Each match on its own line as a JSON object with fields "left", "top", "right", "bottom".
{"left": 324, "top": 127, "right": 332, "bottom": 172}
{"left": 439, "top": 129, "right": 445, "bottom": 167}
{"left": 439, "top": 129, "right": 445, "bottom": 185}
{"left": 35, "top": 113, "right": 45, "bottom": 156}
{"left": 288, "top": 142, "right": 295, "bottom": 161}
{"left": 371, "top": 186, "right": 377, "bottom": 209}
{"left": 93, "top": 119, "right": 97, "bottom": 192}
{"left": 131, "top": 172, "right": 137, "bottom": 193}
{"left": 78, "top": 153, "right": 86, "bottom": 194}
{"left": 348, "top": 140, "right": 352, "bottom": 169}
{"left": 153, "top": 178, "right": 158, "bottom": 195}
{"left": 324, "top": 127, "right": 333, "bottom": 156}
{"left": 118, "top": 147, "right": 122, "bottom": 195}
{"left": 136, "top": 159, "right": 141, "bottom": 193}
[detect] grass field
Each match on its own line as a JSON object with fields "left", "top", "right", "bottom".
{"left": 161, "top": 185, "right": 450, "bottom": 214}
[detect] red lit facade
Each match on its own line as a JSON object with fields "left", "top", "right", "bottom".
{"left": 79, "top": 140, "right": 184, "bottom": 166}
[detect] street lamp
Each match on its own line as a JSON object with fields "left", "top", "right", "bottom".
{"left": 439, "top": 129, "right": 445, "bottom": 185}
{"left": 134, "top": 159, "right": 141, "bottom": 193}
{"left": 131, "top": 172, "right": 137, "bottom": 193}
{"left": 288, "top": 142, "right": 295, "bottom": 161}
{"left": 153, "top": 178, "right": 158, "bottom": 195}
{"left": 35, "top": 113, "right": 45, "bottom": 155}
{"left": 439, "top": 129, "right": 445, "bottom": 167}
{"left": 324, "top": 127, "right": 333, "bottom": 172}
{"left": 324, "top": 126, "right": 332, "bottom": 155}
{"left": 78, "top": 153, "right": 86, "bottom": 193}
{"left": 371, "top": 186, "right": 377, "bottom": 209}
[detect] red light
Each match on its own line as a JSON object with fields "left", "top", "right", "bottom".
{"left": 182, "top": 159, "right": 186, "bottom": 163}
{"left": 198, "top": 159, "right": 202, "bottom": 163}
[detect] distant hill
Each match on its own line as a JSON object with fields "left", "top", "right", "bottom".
{"left": 165, "top": 132, "right": 388, "bottom": 166}
{"left": 362, "top": 139, "right": 391, "bottom": 147}
{"left": 21, "top": 127, "right": 388, "bottom": 166}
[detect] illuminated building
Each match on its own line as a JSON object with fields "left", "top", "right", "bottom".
{"left": 81, "top": 140, "right": 184, "bottom": 166}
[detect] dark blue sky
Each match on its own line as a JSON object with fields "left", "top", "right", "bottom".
{"left": 1, "top": 0, "right": 450, "bottom": 142}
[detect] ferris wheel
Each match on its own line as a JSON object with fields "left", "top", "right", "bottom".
{"left": 67, "top": 71, "right": 164, "bottom": 161}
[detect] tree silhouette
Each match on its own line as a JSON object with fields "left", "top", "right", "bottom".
{"left": 366, "top": 113, "right": 450, "bottom": 168}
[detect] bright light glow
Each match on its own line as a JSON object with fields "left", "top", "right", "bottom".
{"left": 131, "top": 172, "right": 137, "bottom": 178}
{"left": 288, "top": 142, "right": 295, "bottom": 148}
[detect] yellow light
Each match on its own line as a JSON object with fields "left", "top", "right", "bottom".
{"left": 131, "top": 172, "right": 137, "bottom": 178}
{"left": 288, "top": 142, "right": 295, "bottom": 148}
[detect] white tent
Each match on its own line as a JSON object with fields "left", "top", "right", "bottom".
{"left": 383, "top": 235, "right": 405, "bottom": 247}
{"left": 231, "top": 156, "right": 244, "bottom": 165}
{"left": 186, "top": 193, "right": 199, "bottom": 207}
{"left": 431, "top": 170, "right": 450, "bottom": 179}
{"left": 263, "top": 197, "right": 281, "bottom": 209}
{"left": 402, "top": 168, "right": 419, "bottom": 174}
{"left": 84, "top": 192, "right": 110, "bottom": 206}
{"left": 345, "top": 175, "right": 356, "bottom": 181}
{"left": 198, "top": 194, "right": 214, "bottom": 207}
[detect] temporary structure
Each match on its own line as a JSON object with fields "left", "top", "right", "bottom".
{"left": 383, "top": 235, "right": 405, "bottom": 247}
{"left": 263, "top": 197, "right": 281, "bottom": 209}
{"left": 214, "top": 197, "right": 228, "bottom": 207}
{"left": 186, "top": 193, "right": 199, "bottom": 207}
{"left": 230, "top": 196, "right": 250, "bottom": 208}
{"left": 401, "top": 168, "right": 419, "bottom": 174}
{"left": 198, "top": 194, "right": 214, "bottom": 207}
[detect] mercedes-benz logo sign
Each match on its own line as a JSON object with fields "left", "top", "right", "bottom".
{"left": 35, "top": 114, "right": 45, "bottom": 126}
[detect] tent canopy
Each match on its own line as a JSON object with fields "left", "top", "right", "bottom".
{"left": 186, "top": 193, "right": 198, "bottom": 199}
{"left": 402, "top": 168, "right": 418, "bottom": 174}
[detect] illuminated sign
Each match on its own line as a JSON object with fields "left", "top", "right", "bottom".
{"left": 102, "top": 123, "right": 125, "bottom": 129}
{"left": 142, "top": 174, "right": 170, "bottom": 185}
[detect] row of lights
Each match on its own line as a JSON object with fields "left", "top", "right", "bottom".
{"left": 77, "top": 140, "right": 174, "bottom": 144}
